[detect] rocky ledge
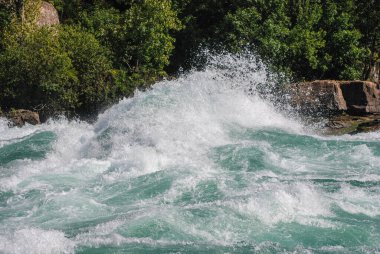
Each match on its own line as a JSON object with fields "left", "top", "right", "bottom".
{"left": 324, "top": 114, "right": 380, "bottom": 135}
{"left": 286, "top": 80, "right": 380, "bottom": 134}
{"left": 1, "top": 109, "right": 41, "bottom": 127}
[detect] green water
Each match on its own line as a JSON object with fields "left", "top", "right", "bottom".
{"left": 0, "top": 57, "right": 379, "bottom": 253}
{"left": 0, "top": 127, "right": 379, "bottom": 253}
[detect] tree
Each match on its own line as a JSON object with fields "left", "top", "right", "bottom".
{"left": 59, "top": 25, "right": 114, "bottom": 115}
{"left": 168, "top": 0, "right": 242, "bottom": 71}
{"left": 226, "top": 0, "right": 293, "bottom": 77}
{"left": 226, "top": 0, "right": 366, "bottom": 80}
{"left": 0, "top": 24, "right": 115, "bottom": 117}
{"left": 117, "top": 0, "right": 182, "bottom": 76}
{"left": 0, "top": 27, "right": 78, "bottom": 114}
{"left": 319, "top": 0, "right": 366, "bottom": 79}
{"left": 78, "top": 0, "right": 182, "bottom": 91}
{"left": 354, "top": 0, "right": 380, "bottom": 81}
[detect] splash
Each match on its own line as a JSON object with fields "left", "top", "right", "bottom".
{"left": 0, "top": 53, "right": 379, "bottom": 253}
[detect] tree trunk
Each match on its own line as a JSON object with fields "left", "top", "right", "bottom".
{"left": 369, "top": 61, "right": 380, "bottom": 83}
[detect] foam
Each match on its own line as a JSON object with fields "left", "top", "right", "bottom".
{"left": 230, "top": 182, "right": 334, "bottom": 226}
{"left": 333, "top": 184, "right": 380, "bottom": 217}
{"left": 0, "top": 228, "right": 75, "bottom": 254}
{"left": 0, "top": 53, "right": 379, "bottom": 252}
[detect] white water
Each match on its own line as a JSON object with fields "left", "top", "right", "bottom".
{"left": 0, "top": 54, "right": 379, "bottom": 253}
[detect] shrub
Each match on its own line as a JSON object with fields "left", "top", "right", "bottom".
{"left": 0, "top": 27, "right": 78, "bottom": 115}
{"left": 115, "top": 0, "right": 182, "bottom": 79}
{"left": 0, "top": 24, "right": 115, "bottom": 118}
{"left": 59, "top": 25, "right": 115, "bottom": 115}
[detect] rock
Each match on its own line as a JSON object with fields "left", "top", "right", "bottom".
{"left": 8, "top": 110, "right": 41, "bottom": 127}
{"left": 325, "top": 120, "right": 352, "bottom": 129}
{"left": 37, "top": 1, "right": 59, "bottom": 27}
{"left": 340, "top": 81, "right": 380, "bottom": 114}
{"left": 285, "top": 80, "right": 380, "bottom": 134}
{"left": 322, "top": 114, "right": 380, "bottom": 135}
{"left": 355, "top": 119, "right": 380, "bottom": 133}
{"left": 285, "top": 80, "right": 346, "bottom": 115}
{"left": 286, "top": 80, "right": 380, "bottom": 116}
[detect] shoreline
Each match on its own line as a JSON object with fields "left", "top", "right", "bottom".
{"left": 2, "top": 80, "right": 380, "bottom": 135}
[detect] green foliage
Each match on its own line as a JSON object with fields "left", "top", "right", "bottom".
{"left": 59, "top": 25, "right": 114, "bottom": 113}
{"left": 226, "top": 1, "right": 292, "bottom": 75}
{"left": 0, "top": 0, "right": 182, "bottom": 118}
{"left": 354, "top": 0, "right": 380, "bottom": 80}
{"left": 0, "top": 24, "right": 115, "bottom": 117}
{"left": 0, "top": 0, "right": 378, "bottom": 120}
{"left": 0, "top": 5, "right": 13, "bottom": 52}
{"left": 78, "top": 7, "right": 121, "bottom": 53}
{"left": 79, "top": 0, "right": 182, "bottom": 87}
{"left": 0, "top": 27, "right": 78, "bottom": 113}
{"left": 168, "top": 0, "right": 240, "bottom": 71}
{"left": 171, "top": 0, "right": 373, "bottom": 81}
{"left": 318, "top": 0, "right": 366, "bottom": 79}
{"left": 286, "top": 0, "right": 326, "bottom": 78}
{"left": 117, "top": 0, "right": 182, "bottom": 75}
{"left": 224, "top": 0, "right": 367, "bottom": 80}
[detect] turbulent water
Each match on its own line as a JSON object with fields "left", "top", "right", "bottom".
{"left": 0, "top": 55, "right": 379, "bottom": 254}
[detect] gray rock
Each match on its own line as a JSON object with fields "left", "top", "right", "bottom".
{"left": 37, "top": 1, "right": 59, "bottom": 27}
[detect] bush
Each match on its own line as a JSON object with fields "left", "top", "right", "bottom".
{"left": 59, "top": 25, "right": 115, "bottom": 115}
{"left": 114, "top": 0, "right": 182, "bottom": 80}
{"left": 0, "top": 27, "right": 77, "bottom": 115}
{"left": 0, "top": 25, "right": 115, "bottom": 118}
{"left": 78, "top": 0, "right": 183, "bottom": 91}
{"left": 0, "top": 0, "right": 182, "bottom": 119}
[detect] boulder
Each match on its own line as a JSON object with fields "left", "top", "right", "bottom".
{"left": 286, "top": 80, "right": 346, "bottom": 115}
{"left": 286, "top": 80, "right": 380, "bottom": 115}
{"left": 340, "top": 81, "right": 380, "bottom": 114}
{"left": 8, "top": 110, "right": 41, "bottom": 127}
{"left": 37, "top": 1, "right": 59, "bottom": 27}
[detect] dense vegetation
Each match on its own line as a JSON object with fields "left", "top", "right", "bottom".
{"left": 0, "top": 0, "right": 379, "bottom": 119}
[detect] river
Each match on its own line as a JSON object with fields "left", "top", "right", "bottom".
{"left": 0, "top": 54, "right": 379, "bottom": 253}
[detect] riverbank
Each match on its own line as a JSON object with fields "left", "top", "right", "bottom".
{"left": 2, "top": 79, "right": 380, "bottom": 135}
{"left": 323, "top": 114, "right": 380, "bottom": 135}
{"left": 285, "top": 80, "right": 380, "bottom": 135}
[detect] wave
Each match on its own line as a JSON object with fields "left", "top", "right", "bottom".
{"left": 0, "top": 53, "right": 379, "bottom": 253}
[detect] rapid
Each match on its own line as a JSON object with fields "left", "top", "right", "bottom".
{"left": 0, "top": 54, "right": 379, "bottom": 253}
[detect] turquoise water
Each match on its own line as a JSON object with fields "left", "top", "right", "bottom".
{"left": 0, "top": 55, "right": 379, "bottom": 253}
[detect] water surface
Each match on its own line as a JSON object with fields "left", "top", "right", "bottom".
{"left": 0, "top": 55, "right": 379, "bottom": 253}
